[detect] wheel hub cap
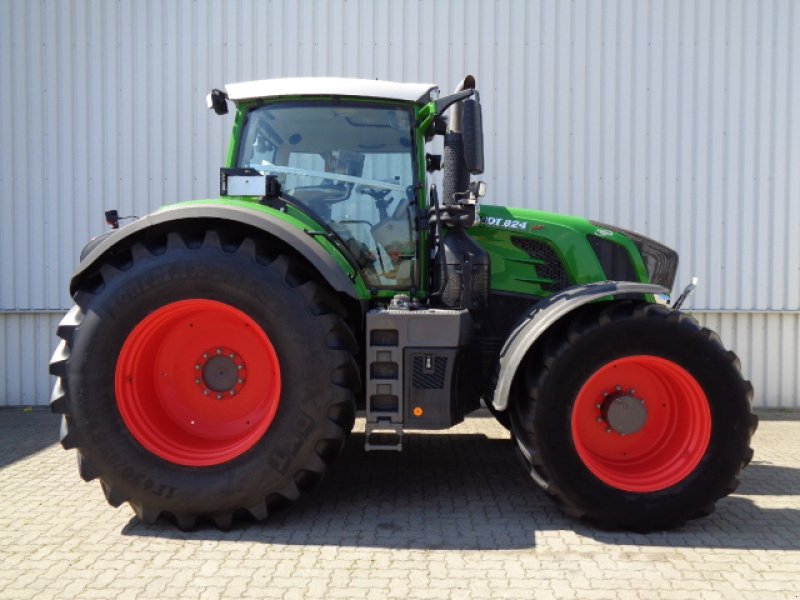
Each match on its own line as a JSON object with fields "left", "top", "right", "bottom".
{"left": 604, "top": 392, "right": 648, "bottom": 435}
{"left": 203, "top": 356, "right": 238, "bottom": 392}
{"left": 194, "top": 347, "right": 247, "bottom": 398}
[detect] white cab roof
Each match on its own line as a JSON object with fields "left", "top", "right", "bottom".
{"left": 225, "top": 77, "right": 439, "bottom": 105}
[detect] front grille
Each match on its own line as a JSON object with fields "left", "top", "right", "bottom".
{"left": 589, "top": 221, "right": 679, "bottom": 291}
{"left": 511, "top": 237, "right": 571, "bottom": 293}
{"left": 588, "top": 235, "right": 638, "bottom": 282}
{"left": 637, "top": 240, "right": 679, "bottom": 290}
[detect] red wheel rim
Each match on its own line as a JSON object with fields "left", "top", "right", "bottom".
{"left": 571, "top": 355, "right": 711, "bottom": 492}
{"left": 115, "top": 299, "right": 281, "bottom": 466}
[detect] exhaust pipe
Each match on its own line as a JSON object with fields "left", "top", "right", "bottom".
{"left": 448, "top": 75, "right": 476, "bottom": 134}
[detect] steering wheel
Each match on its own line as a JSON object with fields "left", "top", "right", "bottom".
{"left": 356, "top": 184, "right": 392, "bottom": 201}
{"left": 357, "top": 185, "right": 395, "bottom": 220}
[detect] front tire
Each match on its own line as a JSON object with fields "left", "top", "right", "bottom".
{"left": 510, "top": 302, "right": 757, "bottom": 531}
{"left": 50, "top": 228, "right": 358, "bottom": 529}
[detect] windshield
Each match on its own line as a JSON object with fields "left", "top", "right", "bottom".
{"left": 237, "top": 102, "right": 417, "bottom": 289}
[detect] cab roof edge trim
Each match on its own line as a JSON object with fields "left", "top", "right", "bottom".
{"left": 224, "top": 77, "right": 439, "bottom": 105}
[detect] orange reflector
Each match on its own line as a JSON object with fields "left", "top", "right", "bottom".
{"left": 413, "top": 407, "right": 423, "bottom": 417}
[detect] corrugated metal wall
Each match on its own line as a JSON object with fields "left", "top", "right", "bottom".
{"left": 1, "top": 0, "right": 798, "bottom": 407}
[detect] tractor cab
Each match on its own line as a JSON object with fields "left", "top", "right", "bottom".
{"left": 212, "top": 76, "right": 486, "bottom": 300}
{"left": 236, "top": 101, "right": 418, "bottom": 288}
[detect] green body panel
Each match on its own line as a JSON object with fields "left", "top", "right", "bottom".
{"left": 470, "top": 205, "right": 649, "bottom": 298}
{"left": 152, "top": 198, "right": 650, "bottom": 305}
{"left": 156, "top": 198, "right": 374, "bottom": 299}
{"left": 225, "top": 109, "right": 246, "bottom": 167}
{"left": 185, "top": 96, "right": 654, "bottom": 305}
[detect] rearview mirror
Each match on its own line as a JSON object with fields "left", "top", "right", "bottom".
{"left": 206, "top": 89, "right": 229, "bottom": 115}
{"left": 461, "top": 98, "right": 484, "bottom": 174}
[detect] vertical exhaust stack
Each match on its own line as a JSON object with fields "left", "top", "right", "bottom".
{"left": 442, "top": 75, "right": 476, "bottom": 205}
{"left": 434, "top": 75, "right": 490, "bottom": 311}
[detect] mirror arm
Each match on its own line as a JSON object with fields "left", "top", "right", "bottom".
{"left": 434, "top": 89, "right": 475, "bottom": 116}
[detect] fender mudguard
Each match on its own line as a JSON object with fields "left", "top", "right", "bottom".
{"left": 491, "top": 281, "right": 669, "bottom": 412}
{"left": 70, "top": 204, "right": 359, "bottom": 299}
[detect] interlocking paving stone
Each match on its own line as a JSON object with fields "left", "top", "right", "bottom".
{"left": 1, "top": 408, "right": 798, "bottom": 599}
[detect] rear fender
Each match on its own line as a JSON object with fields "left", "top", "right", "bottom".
{"left": 491, "top": 281, "right": 668, "bottom": 411}
{"left": 71, "top": 204, "right": 360, "bottom": 300}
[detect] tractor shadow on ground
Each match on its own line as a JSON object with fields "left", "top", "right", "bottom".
{"left": 122, "top": 425, "right": 800, "bottom": 552}
{"left": 0, "top": 409, "right": 59, "bottom": 470}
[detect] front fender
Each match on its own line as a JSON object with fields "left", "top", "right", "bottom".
{"left": 491, "top": 281, "right": 668, "bottom": 411}
{"left": 71, "top": 204, "right": 360, "bottom": 299}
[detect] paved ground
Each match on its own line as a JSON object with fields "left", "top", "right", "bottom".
{"left": 0, "top": 408, "right": 799, "bottom": 600}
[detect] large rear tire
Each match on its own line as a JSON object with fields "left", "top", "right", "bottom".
{"left": 510, "top": 302, "right": 757, "bottom": 531}
{"left": 50, "top": 228, "right": 358, "bottom": 529}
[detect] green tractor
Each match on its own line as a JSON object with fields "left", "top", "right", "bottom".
{"left": 50, "top": 76, "right": 756, "bottom": 531}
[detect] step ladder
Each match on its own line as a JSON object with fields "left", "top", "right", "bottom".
{"left": 365, "top": 309, "right": 404, "bottom": 451}
{"left": 364, "top": 421, "right": 403, "bottom": 452}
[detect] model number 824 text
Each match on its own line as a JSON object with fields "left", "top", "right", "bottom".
{"left": 482, "top": 217, "right": 528, "bottom": 231}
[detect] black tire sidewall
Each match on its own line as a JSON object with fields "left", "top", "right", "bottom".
{"left": 68, "top": 243, "right": 350, "bottom": 515}
{"left": 533, "top": 315, "right": 751, "bottom": 526}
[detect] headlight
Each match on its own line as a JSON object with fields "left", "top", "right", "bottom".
{"left": 590, "top": 222, "right": 679, "bottom": 292}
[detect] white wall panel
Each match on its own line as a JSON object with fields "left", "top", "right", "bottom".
{"left": 693, "top": 312, "right": 800, "bottom": 409}
{"left": 0, "top": 313, "right": 65, "bottom": 407}
{"left": 0, "top": 0, "right": 797, "bottom": 406}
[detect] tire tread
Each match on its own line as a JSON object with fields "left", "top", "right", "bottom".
{"left": 509, "top": 301, "right": 758, "bottom": 531}
{"left": 52, "top": 226, "right": 358, "bottom": 529}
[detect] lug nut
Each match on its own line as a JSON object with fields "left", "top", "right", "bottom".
{"left": 237, "top": 365, "right": 243, "bottom": 370}
{"left": 194, "top": 364, "right": 201, "bottom": 370}
{"left": 615, "top": 385, "right": 621, "bottom": 391}
{"left": 203, "top": 389, "right": 210, "bottom": 396}
{"left": 596, "top": 417, "right": 603, "bottom": 423}
{"left": 216, "top": 394, "right": 223, "bottom": 400}
{"left": 238, "top": 378, "right": 243, "bottom": 384}
{"left": 595, "top": 403, "right": 601, "bottom": 409}
{"left": 216, "top": 348, "right": 222, "bottom": 355}
{"left": 229, "top": 390, "right": 235, "bottom": 396}
{"left": 606, "top": 427, "right": 612, "bottom": 433}
{"left": 630, "top": 388, "right": 636, "bottom": 394}
{"left": 230, "top": 353, "right": 235, "bottom": 359}
{"left": 195, "top": 379, "right": 201, "bottom": 384}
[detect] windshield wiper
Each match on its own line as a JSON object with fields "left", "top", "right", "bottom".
{"left": 248, "top": 163, "right": 406, "bottom": 192}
